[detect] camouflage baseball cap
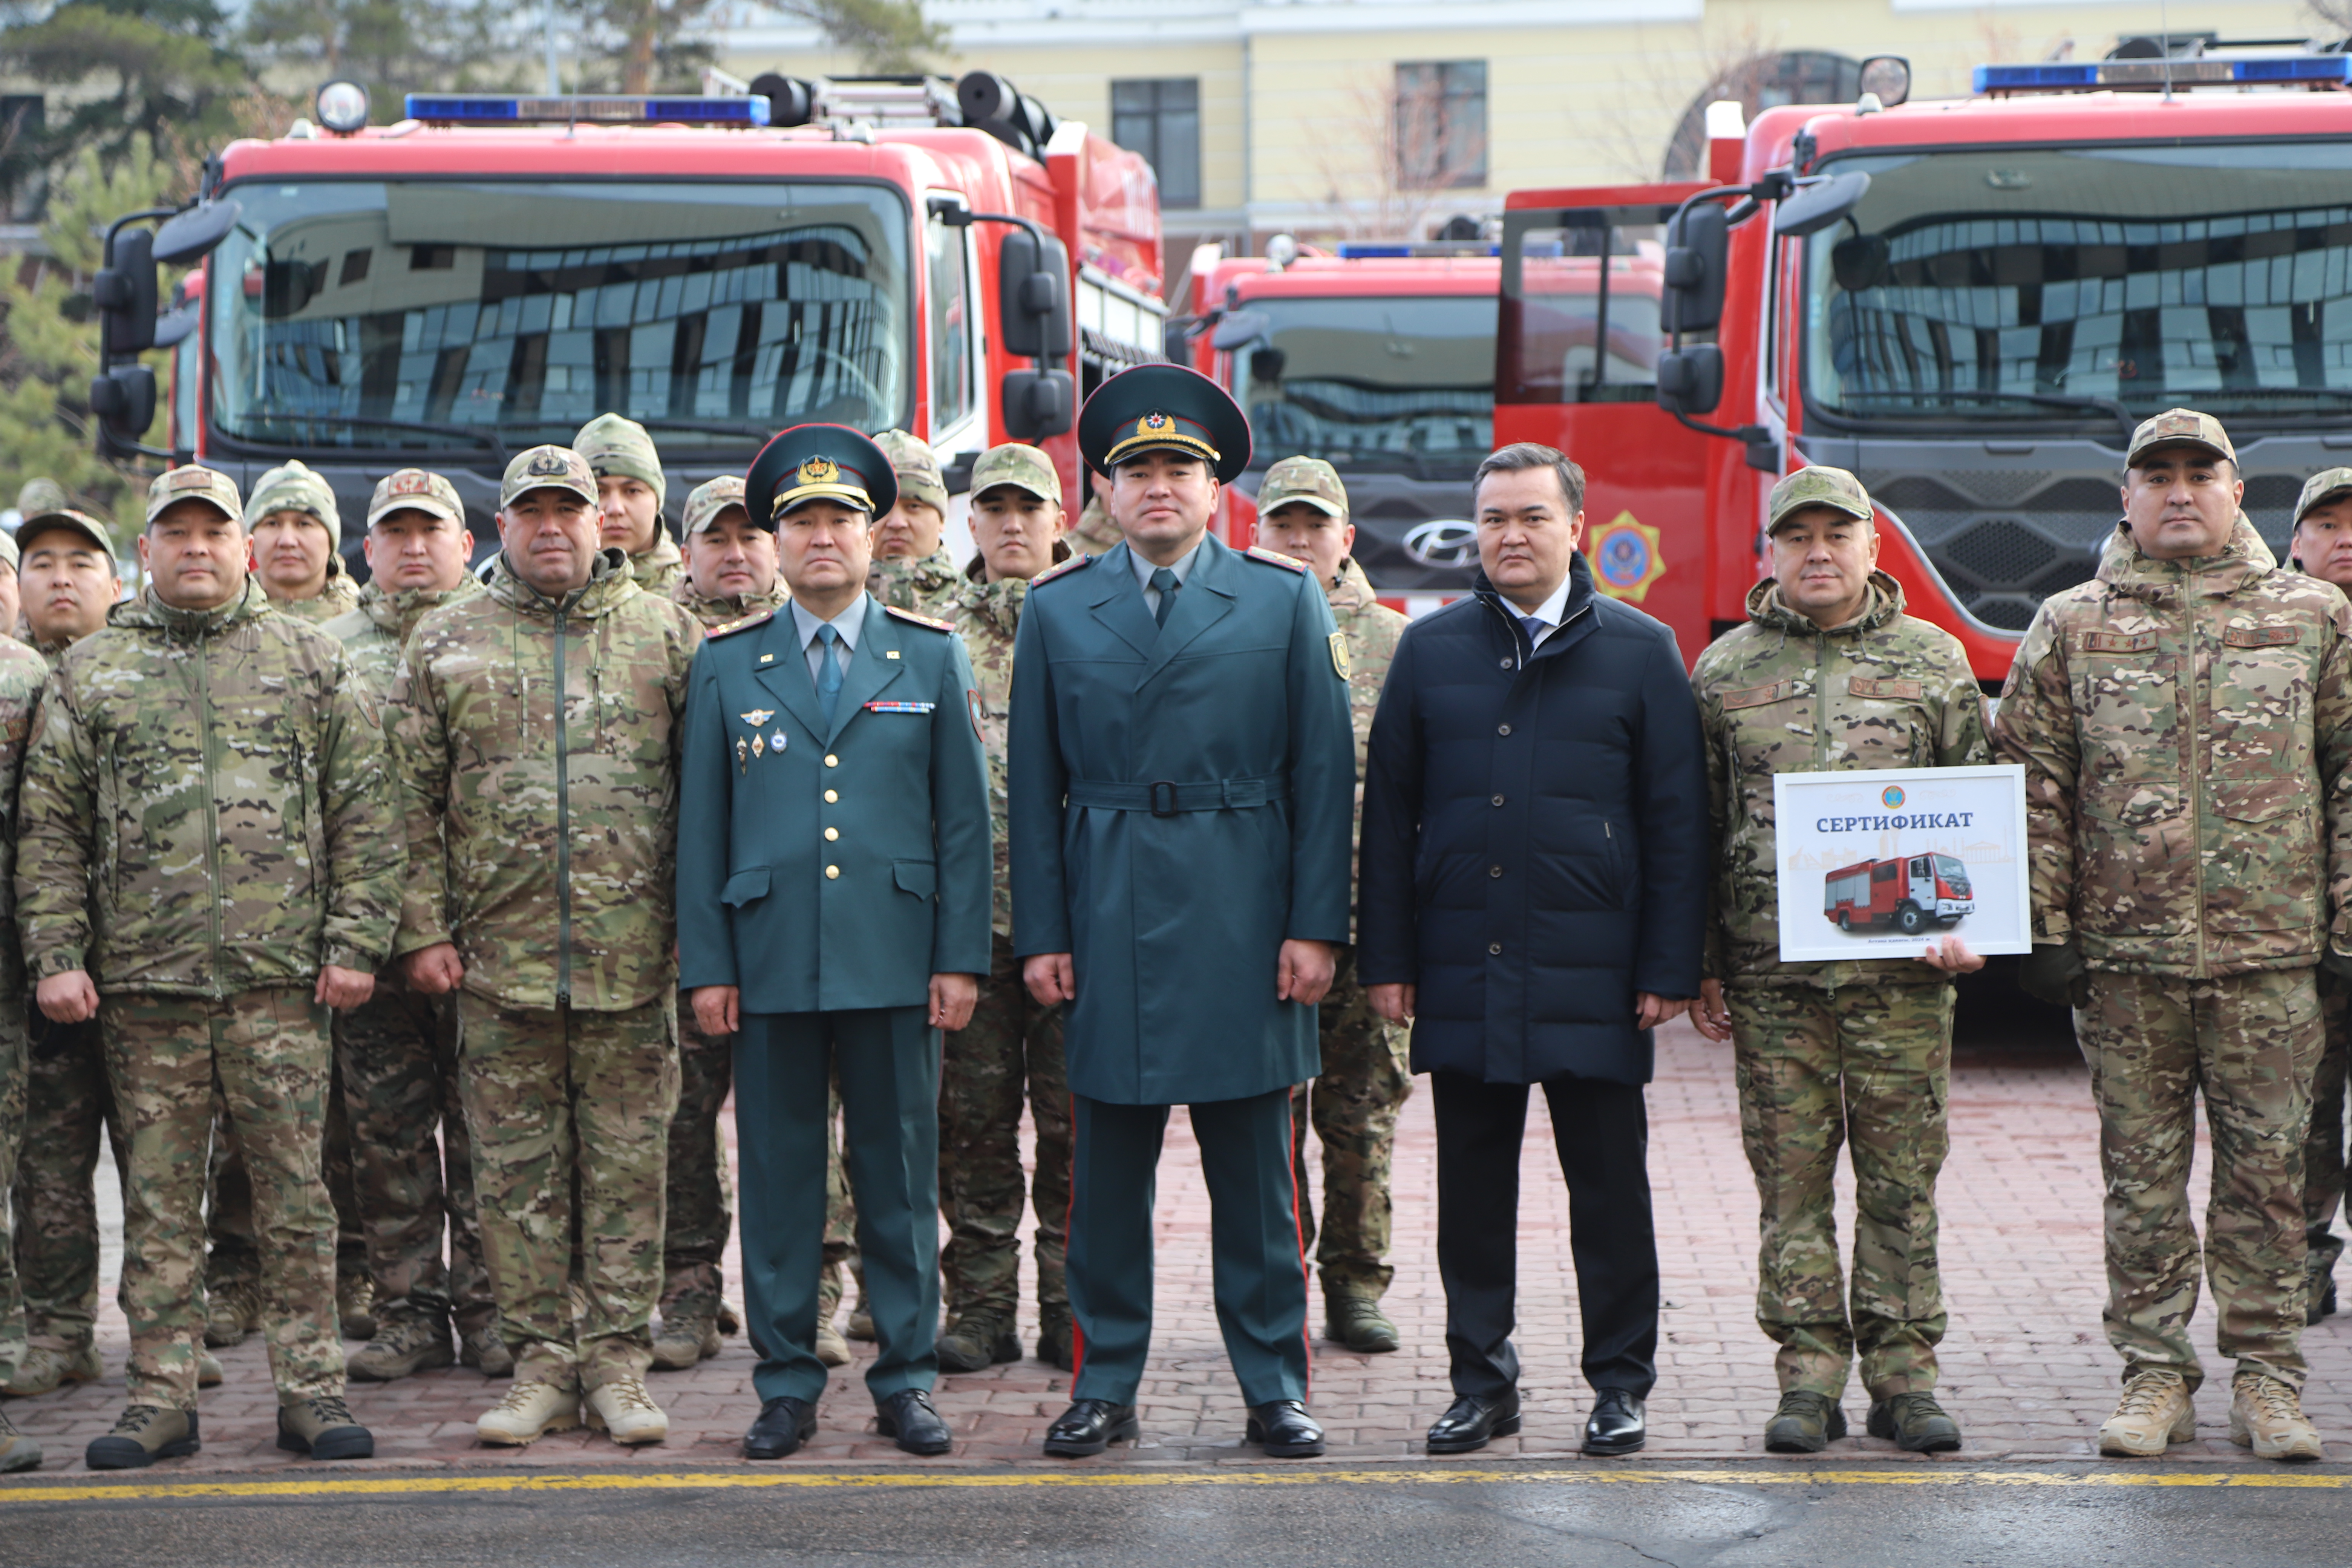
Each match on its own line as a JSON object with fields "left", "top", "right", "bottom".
{"left": 367, "top": 467, "right": 465, "bottom": 529}
{"left": 573, "top": 412, "right": 666, "bottom": 504}
{"left": 145, "top": 464, "right": 242, "bottom": 526}
{"left": 874, "top": 428, "right": 948, "bottom": 513}
{"left": 0, "top": 528, "right": 16, "bottom": 572}
{"left": 681, "top": 475, "right": 752, "bottom": 534}
{"left": 15, "top": 478, "right": 66, "bottom": 517}
{"left": 1766, "top": 465, "right": 1874, "bottom": 533}
{"left": 969, "top": 443, "right": 1061, "bottom": 505}
{"left": 500, "top": 445, "right": 598, "bottom": 508}
{"left": 2295, "top": 467, "right": 2352, "bottom": 527}
{"left": 244, "top": 459, "right": 340, "bottom": 533}
{"left": 18, "top": 507, "right": 116, "bottom": 560}
{"left": 2126, "top": 407, "right": 2234, "bottom": 468}
{"left": 1258, "top": 455, "right": 1348, "bottom": 518}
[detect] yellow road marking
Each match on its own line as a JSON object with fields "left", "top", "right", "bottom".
{"left": 2, "top": 1466, "right": 2347, "bottom": 1504}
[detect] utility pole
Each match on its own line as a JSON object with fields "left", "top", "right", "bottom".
{"left": 544, "top": 0, "right": 562, "bottom": 94}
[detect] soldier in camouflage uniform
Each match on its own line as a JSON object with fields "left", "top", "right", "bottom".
{"left": 936, "top": 443, "right": 1074, "bottom": 1372}
{"left": 1251, "top": 457, "right": 1412, "bottom": 1355}
{"left": 1996, "top": 409, "right": 2351, "bottom": 1464}
{"left": 1070, "top": 471, "right": 1121, "bottom": 557}
{"left": 388, "top": 446, "right": 700, "bottom": 1448}
{"left": 323, "top": 470, "right": 505, "bottom": 1384}
{"left": 0, "top": 527, "right": 54, "bottom": 1471}
{"left": 13, "top": 477, "right": 67, "bottom": 525}
{"left": 577, "top": 413, "right": 684, "bottom": 594}
{"left": 1686, "top": 467, "right": 1990, "bottom": 1455}
{"left": 651, "top": 476, "right": 787, "bottom": 1370}
{"left": 2289, "top": 467, "right": 2352, "bottom": 1326}
{"left": 3, "top": 508, "right": 129, "bottom": 1403}
{"left": 18, "top": 465, "right": 402, "bottom": 1469}
{"left": 867, "top": 429, "right": 962, "bottom": 618}
{"left": 246, "top": 461, "right": 361, "bottom": 623}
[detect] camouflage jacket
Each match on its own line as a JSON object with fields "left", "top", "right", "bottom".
{"left": 16, "top": 581, "right": 405, "bottom": 996}
{"left": 323, "top": 578, "right": 484, "bottom": 698}
{"left": 31, "top": 635, "right": 71, "bottom": 668}
{"left": 669, "top": 574, "right": 789, "bottom": 632}
{"left": 1993, "top": 518, "right": 2352, "bottom": 977}
{"left": 387, "top": 548, "right": 702, "bottom": 1011}
{"left": 950, "top": 568, "right": 1027, "bottom": 937}
{"left": 1071, "top": 497, "right": 1121, "bottom": 557}
{"left": 269, "top": 568, "right": 362, "bottom": 625}
{"left": 1694, "top": 573, "right": 1992, "bottom": 988}
{"left": 870, "top": 548, "right": 963, "bottom": 619}
{"left": 1327, "top": 557, "right": 1406, "bottom": 934}
{"left": 629, "top": 533, "right": 684, "bottom": 595}
{"left": 0, "top": 635, "right": 49, "bottom": 1000}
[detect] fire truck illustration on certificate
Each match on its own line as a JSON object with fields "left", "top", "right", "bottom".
{"left": 1823, "top": 853, "right": 1973, "bottom": 936}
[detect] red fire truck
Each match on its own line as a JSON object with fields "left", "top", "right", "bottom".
{"left": 92, "top": 72, "right": 1168, "bottom": 567}
{"left": 1182, "top": 243, "right": 1499, "bottom": 611}
{"left": 1496, "top": 41, "right": 2352, "bottom": 680}
{"left": 1824, "top": 851, "right": 1974, "bottom": 934}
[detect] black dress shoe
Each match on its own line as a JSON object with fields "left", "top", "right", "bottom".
{"left": 1042, "top": 1398, "right": 1139, "bottom": 1458}
{"left": 1244, "top": 1400, "right": 1325, "bottom": 1458}
{"left": 743, "top": 1396, "right": 817, "bottom": 1460}
{"left": 1582, "top": 1388, "right": 1646, "bottom": 1456}
{"left": 1426, "top": 1391, "right": 1522, "bottom": 1455}
{"left": 876, "top": 1389, "right": 952, "bottom": 1456}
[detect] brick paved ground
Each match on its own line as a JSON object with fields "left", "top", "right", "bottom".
{"left": 7, "top": 1012, "right": 2347, "bottom": 1472}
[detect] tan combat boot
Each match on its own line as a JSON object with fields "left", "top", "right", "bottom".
{"left": 2097, "top": 1369, "right": 2196, "bottom": 1457}
{"left": 815, "top": 1275, "right": 851, "bottom": 1367}
{"left": 351, "top": 1314, "right": 456, "bottom": 1381}
{"left": 460, "top": 1323, "right": 516, "bottom": 1378}
{"left": 649, "top": 1314, "right": 721, "bottom": 1371}
{"left": 475, "top": 1379, "right": 581, "bottom": 1446}
{"left": 337, "top": 1272, "right": 378, "bottom": 1342}
{"left": 198, "top": 1350, "right": 224, "bottom": 1388}
{"left": 0, "top": 1406, "right": 41, "bottom": 1473}
{"left": 2, "top": 1339, "right": 103, "bottom": 1397}
{"left": 583, "top": 1377, "right": 669, "bottom": 1445}
{"left": 2228, "top": 1371, "right": 2325, "bottom": 1462}
{"left": 204, "top": 1279, "right": 262, "bottom": 1349}
{"left": 85, "top": 1405, "right": 200, "bottom": 1470}
{"left": 277, "top": 1394, "right": 375, "bottom": 1461}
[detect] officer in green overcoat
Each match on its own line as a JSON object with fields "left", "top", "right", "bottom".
{"left": 1008, "top": 365, "right": 1357, "bottom": 1459}
{"left": 675, "top": 425, "right": 992, "bottom": 1461}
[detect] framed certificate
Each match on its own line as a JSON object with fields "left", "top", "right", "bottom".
{"left": 1770, "top": 764, "right": 2031, "bottom": 963}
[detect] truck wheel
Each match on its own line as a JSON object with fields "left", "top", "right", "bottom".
{"left": 1838, "top": 910, "right": 1851, "bottom": 932}
{"left": 1896, "top": 903, "right": 1925, "bottom": 935}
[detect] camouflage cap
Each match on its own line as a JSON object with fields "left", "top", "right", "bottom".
{"left": 0, "top": 528, "right": 15, "bottom": 573}
{"left": 15, "top": 477, "right": 66, "bottom": 517}
{"left": 2295, "top": 467, "right": 2352, "bottom": 527}
{"left": 874, "top": 427, "right": 949, "bottom": 513}
{"left": 969, "top": 443, "right": 1061, "bottom": 505}
{"left": 573, "top": 412, "right": 666, "bottom": 504}
{"left": 1258, "top": 455, "right": 1348, "bottom": 518}
{"left": 2127, "top": 407, "right": 2235, "bottom": 469}
{"left": 681, "top": 475, "right": 751, "bottom": 534}
{"left": 18, "top": 507, "right": 117, "bottom": 560}
{"left": 500, "top": 445, "right": 598, "bottom": 508}
{"left": 1766, "top": 465, "right": 1874, "bottom": 533}
{"left": 244, "top": 459, "right": 340, "bottom": 534}
{"left": 146, "top": 464, "right": 242, "bottom": 527}
{"left": 367, "top": 467, "right": 465, "bottom": 529}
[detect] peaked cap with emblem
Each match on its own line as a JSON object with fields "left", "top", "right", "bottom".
{"left": 1766, "top": 465, "right": 1874, "bottom": 533}
{"left": 745, "top": 424, "right": 897, "bottom": 525}
{"left": 682, "top": 475, "right": 752, "bottom": 536}
{"left": 501, "top": 445, "right": 598, "bottom": 508}
{"left": 146, "top": 464, "right": 243, "bottom": 526}
{"left": 2126, "top": 407, "right": 2235, "bottom": 469}
{"left": 1078, "top": 362, "right": 1250, "bottom": 483}
{"left": 368, "top": 467, "right": 465, "bottom": 529}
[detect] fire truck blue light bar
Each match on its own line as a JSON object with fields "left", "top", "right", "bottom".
{"left": 403, "top": 95, "right": 773, "bottom": 126}
{"left": 1974, "top": 55, "right": 2352, "bottom": 92}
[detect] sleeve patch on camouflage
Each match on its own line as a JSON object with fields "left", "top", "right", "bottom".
{"left": 1848, "top": 676, "right": 1923, "bottom": 701}
{"left": 2080, "top": 631, "right": 2156, "bottom": 654}
{"left": 2223, "top": 626, "right": 2302, "bottom": 648}
{"left": 1720, "top": 680, "right": 1793, "bottom": 711}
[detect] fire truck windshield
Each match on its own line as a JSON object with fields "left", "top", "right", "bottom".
{"left": 1934, "top": 854, "right": 1969, "bottom": 895}
{"left": 207, "top": 180, "right": 913, "bottom": 457}
{"left": 1804, "top": 142, "right": 2352, "bottom": 430}
{"left": 1229, "top": 295, "right": 1493, "bottom": 479}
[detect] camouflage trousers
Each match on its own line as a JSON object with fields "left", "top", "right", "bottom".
{"left": 2076, "top": 968, "right": 2320, "bottom": 1391}
{"left": 204, "top": 1054, "right": 365, "bottom": 1293}
{"left": 2306, "top": 969, "right": 2349, "bottom": 1290}
{"left": 819, "top": 1085, "right": 862, "bottom": 1319}
{"left": 0, "top": 998, "right": 23, "bottom": 1385}
{"left": 663, "top": 1014, "right": 736, "bottom": 1320}
{"left": 1726, "top": 981, "right": 1953, "bottom": 1400}
{"left": 11, "top": 1015, "right": 126, "bottom": 1352}
{"left": 456, "top": 994, "right": 678, "bottom": 1390}
{"left": 939, "top": 934, "right": 1070, "bottom": 1320}
{"left": 338, "top": 985, "right": 493, "bottom": 1331}
{"left": 102, "top": 989, "right": 345, "bottom": 1410}
{"left": 1289, "top": 950, "right": 1411, "bottom": 1301}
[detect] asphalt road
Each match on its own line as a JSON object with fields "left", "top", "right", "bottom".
{"left": 3, "top": 1462, "right": 2348, "bottom": 1567}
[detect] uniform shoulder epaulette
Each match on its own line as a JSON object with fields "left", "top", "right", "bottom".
{"left": 707, "top": 608, "right": 778, "bottom": 640}
{"left": 883, "top": 603, "right": 956, "bottom": 633}
{"left": 1244, "top": 545, "right": 1309, "bottom": 573}
{"left": 1029, "top": 553, "right": 1093, "bottom": 588}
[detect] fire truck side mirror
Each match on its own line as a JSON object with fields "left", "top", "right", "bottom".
{"left": 1655, "top": 345, "right": 1724, "bottom": 417}
{"left": 1773, "top": 170, "right": 1872, "bottom": 239}
{"left": 997, "top": 227, "right": 1073, "bottom": 360}
{"left": 89, "top": 363, "right": 157, "bottom": 450}
{"left": 1001, "top": 367, "right": 1074, "bottom": 441}
{"left": 1660, "top": 203, "right": 1727, "bottom": 335}
{"left": 152, "top": 198, "right": 241, "bottom": 267}
{"left": 94, "top": 226, "right": 159, "bottom": 357}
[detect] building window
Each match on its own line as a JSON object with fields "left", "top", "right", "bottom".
{"left": 1395, "top": 61, "right": 1485, "bottom": 190}
{"left": 1110, "top": 79, "right": 1200, "bottom": 210}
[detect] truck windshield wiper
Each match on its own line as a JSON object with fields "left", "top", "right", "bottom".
{"left": 1834, "top": 389, "right": 2136, "bottom": 447}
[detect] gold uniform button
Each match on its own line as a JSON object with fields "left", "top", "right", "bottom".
{"left": 824, "top": 754, "right": 839, "bottom": 768}
{"left": 824, "top": 827, "right": 839, "bottom": 841}
{"left": 825, "top": 865, "right": 840, "bottom": 880}
{"left": 824, "top": 789, "right": 838, "bottom": 803}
